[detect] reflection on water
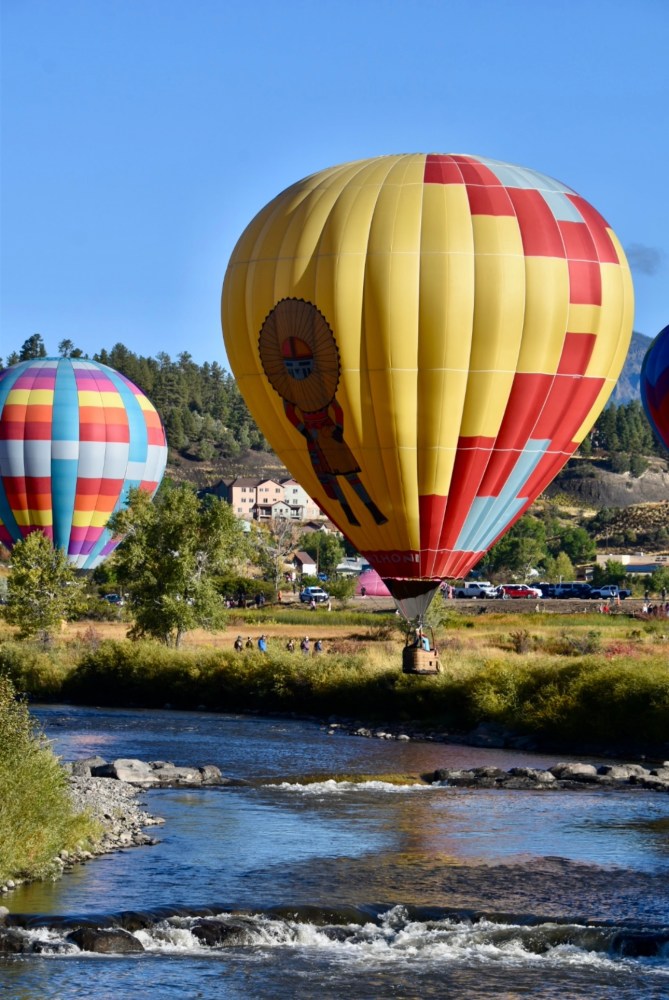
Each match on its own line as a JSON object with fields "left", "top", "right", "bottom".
{"left": 4, "top": 705, "right": 668, "bottom": 999}
{"left": 35, "top": 704, "right": 596, "bottom": 781}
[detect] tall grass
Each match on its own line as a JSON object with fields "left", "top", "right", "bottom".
{"left": 226, "top": 607, "right": 401, "bottom": 629}
{"left": 0, "top": 676, "right": 100, "bottom": 883}
{"left": 2, "top": 619, "right": 668, "bottom": 755}
{"left": 455, "top": 655, "right": 669, "bottom": 747}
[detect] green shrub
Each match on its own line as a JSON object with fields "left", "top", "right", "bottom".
{"left": 545, "top": 629, "right": 602, "bottom": 656}
{"left": 0, "top": 641, "right": 70, "bottom": 699}
{"left": 450, "top": 655, "right": 669, "bottom": 747}
{"left": 0, "top": 676, "right": 99, "bottom": 883}
{"left": 3, "top": 622, "right": 669, "bottom": 756}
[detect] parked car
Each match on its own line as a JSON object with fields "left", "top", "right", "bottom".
{"left": 553, "top": 583, "right": 592, "bottom": 599}
{"left": 495, "top": 584, "right": 542, "bottom": 599}
{"left": 453, "top": 581, "right": 497, "bottom": 599}
{"left": 299, "top": 586, "right": 329, "bottom": 604}
{"left": 588, "top": 585, "right": 631, "bottom": 600}
{"left": 102, "top": 593, "right": 125, "bottom": 606}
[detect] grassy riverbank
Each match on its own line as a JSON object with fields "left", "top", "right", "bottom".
{"left": 1, "top": 609, "right": 668, "bottom": 757}
{"left": 0, "top": 676, "right": 100, "bottom": 885}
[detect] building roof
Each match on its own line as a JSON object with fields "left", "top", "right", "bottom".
{"left": 229, "top": 477, "right": 261, "bottom": 488}
{"left": 253, "top": 498, "right": 291, "bottom": 508}
{"left": 293, "top": 550, "right": 317, "bottom": 565}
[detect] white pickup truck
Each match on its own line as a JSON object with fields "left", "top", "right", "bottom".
{"left": 454, "top": 581, "right": 497, "bottom": 599}
{"left": 588, "top": 584, "right": 631, "bottom": 600}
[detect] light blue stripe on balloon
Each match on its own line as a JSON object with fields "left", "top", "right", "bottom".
{"left": 51, "top": 359, "right": 79, "bottom": 554}
{"left": 0, "top": 364, "right": 25, "bottom": 543}
{"left": 454, "top": 440, "right": 551, "bottom": 553}
{"left": 477, "top": 157, "right": 577, "bottom": 194}
{"left": 83, "top": 526, "right": 114, "bottom": 570}
{"left": 539, "top": 189, "right": 584, "bottom": 223}
{"left": 51, "top": 360, "right": 79, "bottom": 441}
{"left": 102, "top": 368, "right": 148, "bottom": 464}
{"left": 460, "top": 495, "right": 526, "bottom": 554}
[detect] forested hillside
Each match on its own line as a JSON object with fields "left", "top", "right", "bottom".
{"left": 2, "top": 334, "right": 668, "bottom": 577}
{"left": 2, "top": 333, "right": 667, "bottom": 494}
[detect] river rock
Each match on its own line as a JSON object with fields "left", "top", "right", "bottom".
{"left": 66, "top": 927, "right": 145, "bottom": 953}
{"left": 190, "top": 918, "right": 255, "bottom": 947}
{"left": 0, "top": 929, "right": 26, "bottom": 953}
{"left": 611, "top": 930, "right": 669, "bottom": 957}
{"left": 148, "top": 762, "right": 203, "bottom": 785}
{"left": 634, "top": 774, "right": 669, "bottom": 790}
{"left": 549, "top": 763, "right": 599, "bottom": 781}
{"left": 422, "top": 761, "right": 669, "bottom": 792}
{"left": 69, "top": 755, "right": 108, "bottom": 777}
{"left": 92, "top": 759, "right": 154, "bottom": 783}
{"left": 508, "top": 767, "right": 557, "bottom": 784}
{"left": 596, "top": 763, "right": 650, "bottom": 780}
{"left": 199, "top": 765, "right": 225, "bottom": 784}
{"left": 88, "top": 758, "right": 228, "bottom": 787}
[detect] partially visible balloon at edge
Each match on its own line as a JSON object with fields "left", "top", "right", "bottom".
{"left": 222, "top": 154, "right": 634, "bottom": 618}
{"left": 0, "top": 357, "right": 168, "bottom": 569}
{"left": 641, "top": 325, "right": 669, "bottom": 452}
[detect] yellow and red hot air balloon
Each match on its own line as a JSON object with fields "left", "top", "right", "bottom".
{"left": 641, "top": 325, "right": 669, "bottom": 453}
{"left": 222, "top": 154, "right": 634, "bottom": 620}
{"left": 0, "top": 357, "right": 168, "bottom": 569}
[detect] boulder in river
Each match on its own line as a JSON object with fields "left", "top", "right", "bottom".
{"left": 190, "top": 918, "right": 256, "bottom": 947}
{"left": 88, "top": 758, "right": 228, "bottom": 787}
{"left": 66, "top": 927, "right": 145, "bottom": 954}
{"left": 0, "top": 929, "right": 27, "bottom": 953}
{"left": 549, "top": 763, "right": 599, "bottom": 782}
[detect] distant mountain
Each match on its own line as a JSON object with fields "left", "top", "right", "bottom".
{"left": 610, "top": 330, "right": 654, "bottom": 405}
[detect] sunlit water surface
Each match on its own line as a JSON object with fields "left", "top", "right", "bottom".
{"left": 2, "top": 705, "right": 668, "bottom": 999}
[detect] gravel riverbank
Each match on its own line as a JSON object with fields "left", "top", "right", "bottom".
{"left": 0, "top": 770, "right": 164, "bottom": 897}
{"left": 0, "top": 756, "right": 231, "bottom": 897}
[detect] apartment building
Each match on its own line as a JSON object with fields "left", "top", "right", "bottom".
{"left": 216, "top": 477, "right": 324, "bottom": 522}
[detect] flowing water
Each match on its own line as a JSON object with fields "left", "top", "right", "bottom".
{"left": 2, "top": 705, "right": 669, "bottom": 999}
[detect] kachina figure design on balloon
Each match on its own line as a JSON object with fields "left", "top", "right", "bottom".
{"left": 258, "top": 297, "right": 387, "bottom": 528}
{"left": 223, "top": 153, "right": 634, "bottom": 628}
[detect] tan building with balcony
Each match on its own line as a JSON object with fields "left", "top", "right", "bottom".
{"left": 213, "top": 477, "right": 325, "bottom": 523}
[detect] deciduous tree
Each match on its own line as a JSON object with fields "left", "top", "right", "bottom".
{"left": 250, "top": 518, "right": 301, "bottom": 591}
{"left": 5, "top": 532, "right": 84, "bottom": 638}
{"left": 300, "top": 531, "right": 345, "bottom": 578}
{"left": 108, "top": 484, "right": 247, "bottom": 646}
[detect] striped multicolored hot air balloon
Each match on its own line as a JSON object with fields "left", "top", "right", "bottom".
{"left": 641, "top": 324, "right": 669, "bottom": 453}
{"left": 222, "top": 154, "right": 634, "bottom": 618}
{"left": 0, "top": 357, "right": 168, "bottom": 569}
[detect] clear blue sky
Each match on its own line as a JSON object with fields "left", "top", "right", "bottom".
{"left": 2, "top": 0, "right": 667, "bottom": 367}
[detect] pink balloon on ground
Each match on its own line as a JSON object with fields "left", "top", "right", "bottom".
{"left": 356, "top": 569, "right": 391, "bottom": 597}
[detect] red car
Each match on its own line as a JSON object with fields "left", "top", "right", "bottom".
{"left": 496, "top": 584, "right": 542, "bottom": 599}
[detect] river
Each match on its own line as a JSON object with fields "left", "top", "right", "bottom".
{"left": 2, "top": 705, "right": 669, "bottom": 999}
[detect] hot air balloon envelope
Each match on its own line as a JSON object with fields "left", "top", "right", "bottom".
{"left": 222, "top": 154, "right": 634, "bottom": 615}
{"left": 641, "top": 325, "right": 669, "bottom": 452}
{"left": 0, "top": 357, "right": 168, "bottom": 568}
{"left": 356, "top": 568, "right": 391, "bottom": 597}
